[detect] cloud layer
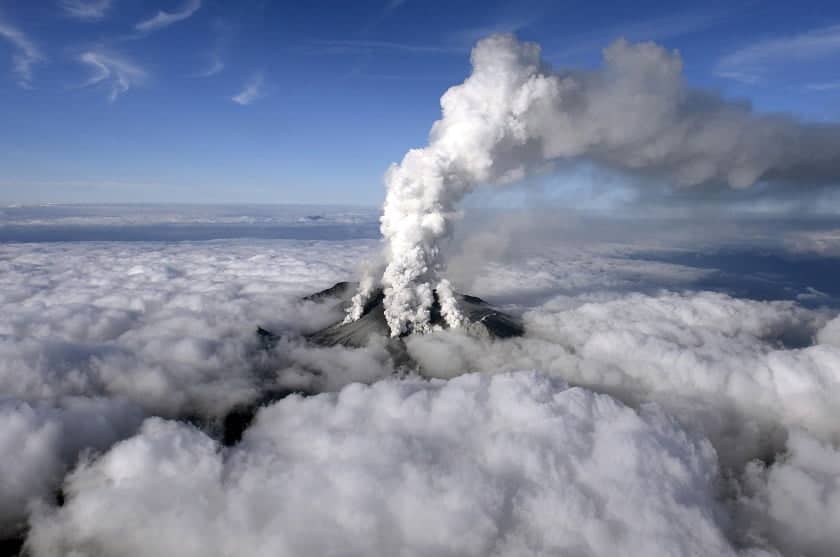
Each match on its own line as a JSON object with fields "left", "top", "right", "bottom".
{"left": 0, "top": 397, "right": 143, "bottom": 538}
{"left": 26, "top": 372, "right": 758, "bottom": 557}
{"left": 408, "top": 290, "right": 840, "bottom": 467}
{"left": 0, "top": 226, "right": 838, "bottom": 555}
{"left": 0, "top": 238, "right": 380, "bottom": 538}
{"left": 738, "top": 429, "right": 840, "bottom": 557}
{"left": 0, "top": 240, "right": 378, "bottom": 418}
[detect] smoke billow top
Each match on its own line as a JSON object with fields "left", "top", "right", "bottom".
{"left": 351, "top": 34, "right": 840, "bottom": 336}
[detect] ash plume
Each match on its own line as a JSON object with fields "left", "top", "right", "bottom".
{"left": 353, "top": 33, "right": 840, "bottom": 336}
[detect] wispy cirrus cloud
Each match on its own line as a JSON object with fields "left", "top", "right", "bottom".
{"left": 193, "top": 55, "right": 224, "bottom": 78}
{"left": 78, "top": 51, "right": 147, "bottom": 101}
{"left": 0, "top": 19, "right": 44, "bottom": 88}
{"left": 308, "top": 39, "right": 463, "bottom": 55}
{"left": 61, "top": 0, "right": 112, "bottom": 21}
{"left": 806, "top": 80, "right": 840, "bottom": 92}
{"left": 715, "top": 70, "right": 762, "bottom": 85}
{"left": 231, "top": 72, "right": 264, "bottom": 105}
{"left": 358, "top": 0, "right": 409, "bottom": 34}
{"left": 135, "top": 0, "right": 202, "bottom": 33}
{"left": 716, "top": 24, "right": 840, "bottom": 84}
{"left": 190, "top": 19, "right": 234, "bottom": 78}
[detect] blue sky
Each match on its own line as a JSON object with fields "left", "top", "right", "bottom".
{"left": 1, "top": 0, "right": 839, "bottom": 205}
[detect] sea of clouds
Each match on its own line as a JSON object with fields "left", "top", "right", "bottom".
{"left": 1, "top": 207, "right": 840, "bottom": 556}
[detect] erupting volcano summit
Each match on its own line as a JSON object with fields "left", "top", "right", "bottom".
{"left": 307, "top": 280, "right": 523, "bottom": 347}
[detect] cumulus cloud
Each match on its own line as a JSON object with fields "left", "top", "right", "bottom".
{"left": 407, "top": 291, "right": 839, "bottom": 468}
{"left": 738, "top": 429, "right": 840, "bottom": 557}
{"left": 232, "top": 73, "right": 265, "bottom": 105}
{"left": 816, "top": 315, "right": 840, "bottom": 347}
{"left": 2, "top": 223, "right": 840, "bottom": 553}
{"left": 0, "top": 19, "right": 43, "bottom": 88}
{"left": 349, "top": 34, "right": 840, "bottom": 337}
{"left": 135, "top": 0, "right": 202, "bottom": 33}
{"left": 61, "top": 0, "right": 111, "bottom": 21}
{"left": 78, "top": 50, "right": 147, "bottom": 101}
{"left": 26, "top": 372, "right": 772, "bottom": 557}
{"left": 0, "top": 240, "right": 379, "bottom": 419}
{"left": 0, "top": 397, "right": 144, "bottom": 537}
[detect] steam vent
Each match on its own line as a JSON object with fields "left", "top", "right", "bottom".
{"left": 311, "top": 281, "right": 523, "bottom": 342}
{"left": 259, "top": 281, "right": 524, "bottom": 371}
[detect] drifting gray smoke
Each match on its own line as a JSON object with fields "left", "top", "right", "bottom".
{"left": 350, "top": 33, "right": 840, "bottom": 336}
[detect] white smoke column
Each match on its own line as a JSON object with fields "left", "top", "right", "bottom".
{"left": 342, "top": 271, "right": 378, "bottom": 324}
{"left": 356, "top": 34, "right": 840, "bottom": 336}
{"left": 374, "top": 35, "right": 548, "bottom": 335}
{"left": 435, "top": 278, "right": 464, "bottom": 329}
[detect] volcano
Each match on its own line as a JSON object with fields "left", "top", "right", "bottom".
{"left": 239, "top": 281, "right": 523, "bottom": 444}
{"left": 304, "top": 281, "right": 524, "bottom": 345}
{"left": 258, "top": 281, "right": 523, "bottom": 370}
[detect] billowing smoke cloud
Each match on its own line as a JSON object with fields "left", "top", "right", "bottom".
{"left": 366, "top": 34, "right": 840, "bottom": 336}
{"left": 26, "top": 372, "right": 772, "bottom": 557}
